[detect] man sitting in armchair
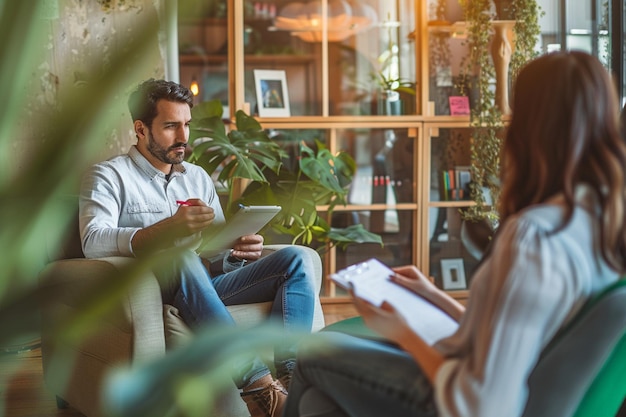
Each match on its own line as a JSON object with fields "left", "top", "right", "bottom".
{"left": 79, "top": 78, "right": 317, "bottom": 417}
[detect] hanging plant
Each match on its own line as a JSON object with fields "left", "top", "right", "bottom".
{"left": 458, "top": 0, "right": 541, "bottom": 224}
{"left": 428, "top": 0, "right": 452, "bottom": 83}
{"left": 509, "top": 0, "right": 543, "bottom": 82}
{"left": 457, "top": 0, "right": 502, "bottom": 224}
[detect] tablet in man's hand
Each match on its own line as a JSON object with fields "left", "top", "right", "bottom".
{"left": 199, "top": 205, "right": 281, "bottom": 257}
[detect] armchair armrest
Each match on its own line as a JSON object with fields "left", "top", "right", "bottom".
{"left": 39, "top": 257, "right": 166, "bottom": 361}
{"left": 39, "top": 257, "right": 167, "bottom": 417}
{"left": 96, "top": 257, "right": 167, "bottom": 362}
{"left": 40, "top": 247, "right": 324, "bottom": 417}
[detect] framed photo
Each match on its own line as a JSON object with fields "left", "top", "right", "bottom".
{"left": 253, "top": 69, "right": 291, "bottom": 117}
{"left": 440, "top": 258, "right": 467, "bottom": 290}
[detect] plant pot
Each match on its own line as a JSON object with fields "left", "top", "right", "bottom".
{"left": 203, "top": 18, "right": 227, "bottom": 54}
{"left": 377, "top": 90, "right": 402, "bottom": 115}
{"left": 461, "top": 217, "right": 496, "bottom": 260}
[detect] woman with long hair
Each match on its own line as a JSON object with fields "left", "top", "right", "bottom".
{"left": 282, "top": 51, "right": 626, "bottom": 417}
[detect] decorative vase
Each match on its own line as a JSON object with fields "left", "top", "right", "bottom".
{"left": 490, "top": 20, "right": 515, "bottom": 115}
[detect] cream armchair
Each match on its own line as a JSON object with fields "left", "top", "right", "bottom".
{"left": 39, "top": 243, "right": 325, "bottom": 417}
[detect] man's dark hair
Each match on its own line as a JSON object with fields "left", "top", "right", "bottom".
{"left": 127, "top": 79, "right": 194, "bottom": 127}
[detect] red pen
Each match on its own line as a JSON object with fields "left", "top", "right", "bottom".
{"left": 176, "top": 200, "right": 191, "bottom": 206}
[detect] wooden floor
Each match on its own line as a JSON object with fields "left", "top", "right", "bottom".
{"left": 0, "top": 303, "right": 357, "bottom": 417}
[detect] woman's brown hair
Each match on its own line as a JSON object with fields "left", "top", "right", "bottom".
{"left": 500, "top": 51, "right": 626, "bottom": 272}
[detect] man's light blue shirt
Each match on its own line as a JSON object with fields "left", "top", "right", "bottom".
{"left": 79, "top": 145, "right": 225, "bottom": 258}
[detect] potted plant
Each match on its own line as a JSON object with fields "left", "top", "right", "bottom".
{"left": 187, "top": 99, "right": 382, "bottom": 251}
{"left": 186, "top": 100, "right": 284, "bottom": 209}
{"left": 178, "top": 0, "right": 230, "bottom": 55}
{"left": 372, "top": 17, "right": 417, "bottom": 116}
{"left": 374, "top": 71, "right": 416, "bottom": 115}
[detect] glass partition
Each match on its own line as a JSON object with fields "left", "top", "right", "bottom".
{"left": 179, "top": 0, "right": 419, "bottom": 117}
{"left": 178, "top": 0, "right": 230, "bottom": 114}
{"left": 427, "top": 125, "right": 476, "bottom": 290}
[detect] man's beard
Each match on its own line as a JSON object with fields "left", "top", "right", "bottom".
{"left": 146, "top": 131, "right": 186, "bottom": 165}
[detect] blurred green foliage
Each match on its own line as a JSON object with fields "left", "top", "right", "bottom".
{"left": 0, "top": 1, "right": 163, "bottom": 349}
{"left": 0, "top": 2, "right": 336, "bottom": 416}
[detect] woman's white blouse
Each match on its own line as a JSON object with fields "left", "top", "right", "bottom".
{"left": 434, "top": 185, "right": 620, "bottom": 417}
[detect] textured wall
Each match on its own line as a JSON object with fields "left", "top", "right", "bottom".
{"left": 17, "top": 0, "right": 166, "bottom": 173}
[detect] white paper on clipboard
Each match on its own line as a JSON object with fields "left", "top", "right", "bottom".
{"left": 330, "top": 258, "right": 459, "bottom": 345}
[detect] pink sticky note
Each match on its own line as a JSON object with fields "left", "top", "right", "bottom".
{"left": 449, "top": 96, "right": 470, "bottom": 116}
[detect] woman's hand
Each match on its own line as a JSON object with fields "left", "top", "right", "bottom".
{"left": 391, "top": 265, "right": 466, "bottom": 322}
{"left": 352, "top": 290, "right": 446, "bottom": 383}
{"left": 390, "top": 265, "right": 438, "bottom": 298}
{"left": 352, "top": 293, "right": 413, "bottom": 344}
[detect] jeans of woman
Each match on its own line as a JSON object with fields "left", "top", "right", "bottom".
{"left": 156, "top": 246, "right": 316, "bottom": 389}
{"left": 282, "top": 331, "right": 438, "bottom": 417}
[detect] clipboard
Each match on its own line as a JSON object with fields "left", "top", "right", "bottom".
{"left": 199, "top": 205, "right": 281, "bottom": 257}
{"left": 330, "top": 258, "right": 459, "bottom": 345}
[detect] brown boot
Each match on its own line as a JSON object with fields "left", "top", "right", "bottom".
{"left": 277, "top": 373, "right": 291, "bottom": 392}
{"left": 241, "top": 378, "right": 287, "bottom": 417}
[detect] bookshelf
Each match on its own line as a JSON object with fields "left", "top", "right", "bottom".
{"left": 177, "top": 0, "right": 485, "bottom": 301}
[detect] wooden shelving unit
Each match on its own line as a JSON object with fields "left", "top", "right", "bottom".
{"left": 178, "top": 0, "right": 479, "bottom": 300}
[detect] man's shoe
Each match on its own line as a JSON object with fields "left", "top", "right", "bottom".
{"left": 241, "top": 380, "right": 287, "bottom": 417}
{"left": 277, "top": 373, "right": 291, "bottom": 392}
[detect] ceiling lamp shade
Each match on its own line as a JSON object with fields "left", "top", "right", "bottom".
{"left": 274, "top": 0, "right": 377, "bottom": 42}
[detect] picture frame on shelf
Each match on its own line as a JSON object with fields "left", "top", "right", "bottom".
{"left": 441, "top": 258, "right": 466, "bottom": 290}
{"left": 254, "top": 69, "right": 290, "bottom": 117}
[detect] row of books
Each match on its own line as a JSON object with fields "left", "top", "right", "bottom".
{"left": 441, "top": 166, "right": 471, "bottom": 201}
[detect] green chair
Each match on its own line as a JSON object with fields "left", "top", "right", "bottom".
{"left": 573, "top": 335, "right": 626, "bottom": 417}
{"left": 322, "top": 316, "right": 382, "bottom": 341}
{"left": 522, "top": 279, "right": 626, "bottom": 417}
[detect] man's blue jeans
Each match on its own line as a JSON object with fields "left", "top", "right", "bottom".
{"left": 282, "top": 331, "right": 437, "bottom": 417}
{"left": 156, "top": 246, "right": 316, "bottom": 389}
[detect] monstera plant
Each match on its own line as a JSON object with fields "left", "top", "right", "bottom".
{"left": 187, "top": 99, "right": 382, "bottom": 251}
